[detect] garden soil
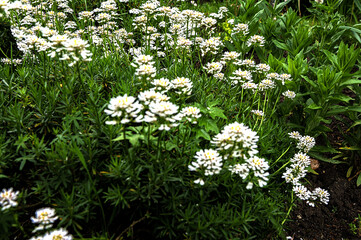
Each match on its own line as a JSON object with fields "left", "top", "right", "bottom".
{"left": 285, "top": 161, "right": 361, "bottom": 240}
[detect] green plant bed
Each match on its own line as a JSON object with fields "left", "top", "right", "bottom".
{"left": 1, "top": 0, "right": 360, "bottom": 239}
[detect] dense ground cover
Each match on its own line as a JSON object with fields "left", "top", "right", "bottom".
{"left": 0, "top": 0, "right": 361, "bottom": 239}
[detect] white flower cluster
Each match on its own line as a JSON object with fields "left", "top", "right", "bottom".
{"left": 29, "top": 208, "right": 73, "bottom": 240}
{"left": 211, "top": 122, "right": 259, "bottom": 159}
{"left": 0, "top": 188, "right": 19, "bottom": 211}
{"left": 283, "top": 131, "right": 329, "bottom": 206}
{"left": 251, "top": 109, "right": 264, "bottom": 117}
{"left": 289, "top": 132, "right": 316, "bottom": 153}
{"left": 199, "top": 37, "right": 223, "bottom": 56}
{"left": 132, "top": 54, "right": 157, "bottom": 80}
{"left": 231, "top": 23, "right": 249, "bottom": 36}
{"left": 283, "top": 90, "right": 296, "bottom": 99}
{"left": 30, "top": 228, "right": 73, "bottom": 240}
{"left": 105, "top": 91, "right": 201, "bottom": 130}
{"left": 189, "top": 122, "right": 270, "bottom": 189}
{"left": 203, "top": 61, "right": 224, "bottom": 75}
{"left": 104, "top": 95, "right": 144, "bottom": 124}
{"left": 246, "top": 35, "right": 265, "bottom": 47}
{"left": 31, "top": 207, "right": 59, "bottom": 232}
{"left": 171, "top": 77, "right": 193, "bottom": 95}
{"left": 0, "top": 58, "right": 22, "bottom": 65}
{"left": 189, "top": 149, "right": 223, "bottom": 176}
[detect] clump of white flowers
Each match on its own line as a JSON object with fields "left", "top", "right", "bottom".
{"left": 0, "top": 188, "right": 19, "bottom": 211}
{"left": 171, "top": 77, "right": 193, "bottom": 95}
{"left": 30, "top": 228, "right": 73, "bottom": 240}
{"left": 31, "top": 207, "right": 59, "bottom": 232}
{"left": 104, "top": 94, "right": 144, "bottom": 124}
{"left": 283, "top": 131, "right": 330, "bottom": 206}
{"left": 283, "top": 90, "right": 296, "bottom": 99}
{"left": 180, "top": 106, "right": 201, "bottom": 124}
{"left": 212, "top": 122, "right": 259, "bottom": 159}
{"left": 189, "top": 122, "right": 270, "bottom": 189}
{"left": 246, "top": 35, "right": 265, "bottom": 47}
{"left": 189, "top": 149, "right": 223, "bottom": 176}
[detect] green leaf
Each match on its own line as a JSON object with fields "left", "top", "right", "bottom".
{"left": 355, "top": 0, "right": 361, "bottom": 12}
{"left": 272, "top": 39, "right": 288, "bottom": 51}
{"left": 198, "top": 118, "right": 219, "bottom": 133}
{"left": 128, "top": 134, "right": 143, "bottom": 147}
{"left": 348, "top": 106, "right": 361, "bottom": 112}
{"left": 303, "top": 76, "right": 318, "bottom": 88}
{"left": 339, "top": 146, "right": 361, "bottom": 151}
{"left": 326, "top": 105, "right": 348, "bottom": 115}
{"left": 340, "top": 79, "right": 361, "bottom": 86}
{"left": 309, "top": 152, "right": 345, "bottom": 164}
{"left": 307, "top": 167, "right": 319, "bottom": 175}
{"left": 306, "top": 103, "right": 322, "bottom": 110}
{"left": 348, "top": 120, "right": 361, "bottom": 130}
{"left": 165, "top": 141, "right": 177, "bottom": 151}
{"left": 327, "top": 94, "right": 354, "bottom": 103}
{"left": 113, "top": 134, "right": 126, "bottom": 141}
{"left": 357, "top": 173, "right": 361, "bottom": 187}
{"left": 195, "top": 129, "right": 211, "bottom": 140}
{"left": 312, "top": 145, "right": 339, "bottom": 154}
{"left": 208, "top": 107, "right": 227, "bottom": 120}
{"left": 346, "top": 166, "right": 353, "bottom": 178}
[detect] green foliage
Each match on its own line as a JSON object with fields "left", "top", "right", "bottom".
{"left": 1, "top": 0, "right": 361, "bottom": 239}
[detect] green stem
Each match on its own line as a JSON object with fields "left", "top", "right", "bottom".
{"left": 272, "top": 145, "right": 291, "bottom": 167}
{"left": 282, "top": 191, "right": 294, "bottom": 225}
{"left": 273, "top": 159, "right": 291, "bottom": 175}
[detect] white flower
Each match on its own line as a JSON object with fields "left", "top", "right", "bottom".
{"left": 145, "top": 101, "right": 180, "bottom": 130}
{"left": 176, "top": 36, "right": 192, "bottom": 51}
{"left": 212, "top": 122, "right": 259, "bottom": 158}
{"left": 278, "top": 73, "right": 292, "bottom": 85}
{"left": 0, "top": 188, "right": 19, "bottom": 211}
{"left": 291, "top": 153, "right": 311, "bottom": 167}
{"left": 213, "top": 73, "right": 224, "bottom": 80}
{"left": 171, "top": 77, "right": 193, "bottom": 95}
{"left": 31, "top": 207, "right": 58, "bottom": 232}
{"left": 135, "top": 64, "right": 157, "bottom": 79}
{"left": 180, "top": 106, "right": 201, "bottom": 123}
{"left": 246, "top": 35, "right": 265, "bottom": 47}
{"left": 62, "top": 38, "right": 89, "bottom": 51}
{"left": 199, "top": 37, "right": 223, "bottom": 56}
{"left": 293, "top": 185, "right": 311, "bottom": 200}
{"left": 246, "top": 156, "right": 269, "bottom": 172}
{"left": 42, "top": 228, "right": 73, "bottom": 240}
{"left": 266, "top": 72, "right": 280, "bottom": 80}
{"left": 312, "top": 187, "right": 329, "bottom": 204}
{"left": 251, "top": 110, "right": 264, "bottom": 117}
{"left": 246, "top": 182, "right": 253, "bottom": 189}
{"left": 229, "top": 163, "right": 249, "bottom": 179}
{"left": 189, "top": 149, "right": 223, "bottom": 176}
{"left": 151, "top": 78, "right": 172, "bottom": 92}
{"left": 255, "top": 63, "right": 270, "bottom": 73}
{"left": 296, "top": 136, "right": 316, "bottom": 153}
{"left": 138, "top": 90, "right": 169, "bottom": 104}
{"left": 288, "top": 131, "right": 301, "bottom": 140}
{"left": 258, "top": 79, "right": 275, "bottom": 91}
{"left": 105, "top": 95, "right": 144, "bottom": 124}
{"left": 132, "top": 54, "right": 154, "bottom": 66}
{"left": 283, "top": 90, "right": 296, "bottom": 99}
{"left": 236, "top": 59, "right": 256, "bottom": 69}
{"left": 230, "top": 69, "right": 252, "bottom": 84}
{"left": 194, "top": 178, "right": 205, "bottom": 185}
{"left": 232, "top": 23, "right": 249, "bottom": 36}
{"left": 203, "top": 62, "right": 223, "bottom": 75}
{"left": 221, "top": 51, "right": 240, "bottom": 62}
